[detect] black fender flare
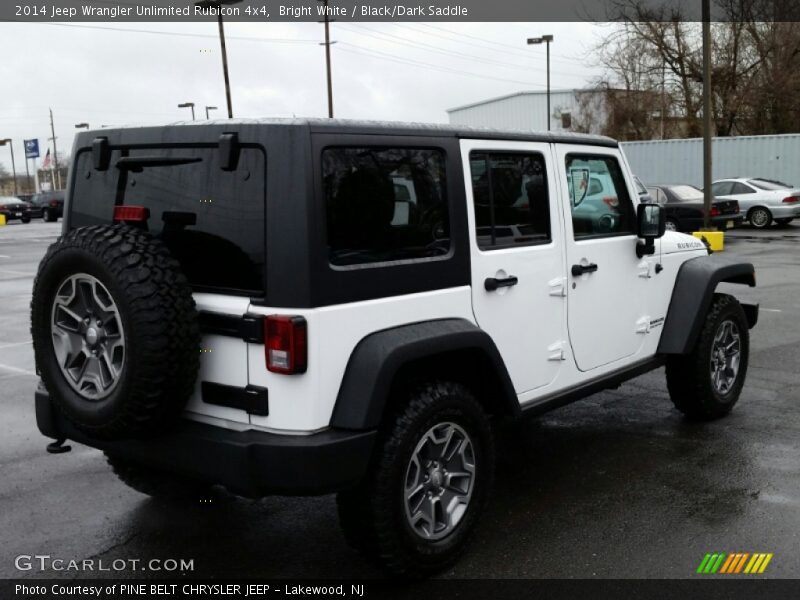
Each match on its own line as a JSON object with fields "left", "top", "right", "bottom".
{"left": 330, "top": 319, "right": 519, "bottom": 431}
{"left": 658, "top": 254, "right": 757, "bottom": 355}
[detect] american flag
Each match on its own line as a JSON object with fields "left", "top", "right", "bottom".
{"left": 42, "top": 149, "right": 52, "bottom": 169}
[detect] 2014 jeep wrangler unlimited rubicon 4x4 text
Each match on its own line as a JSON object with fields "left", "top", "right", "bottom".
{"left": 32, "top": 119, "right": 758, "bottom": 575}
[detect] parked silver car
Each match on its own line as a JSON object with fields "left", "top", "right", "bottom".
{"left": 711, "top": 178, "right": 800, "bottom": 229}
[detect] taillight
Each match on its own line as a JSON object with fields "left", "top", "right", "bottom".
{"left": 49, "top": 199, "right": 59, "bottom": 207}
{"left": 710, "top": 206, "right": 721, "bottom": 217}
{"left": 783, "top": 196, "right": 800, "bottom": 204}
{"left": 113, "top": 205, "right": 150, "bottom": 222}
{"left": 0, "top": 205, "right": 6, "bottom": 211}
{"left": 602, "top": 196, "right": 619, "bottom": 209}
{"left": 264, "top": 316, "right": 307, "bottom": 374}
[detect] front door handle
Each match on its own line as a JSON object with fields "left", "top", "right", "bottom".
{"left": 484, "top": 276, "right": 519, "bottom": 292}
{"left": 571, "top": 263, "right": 599, "bottom": 277}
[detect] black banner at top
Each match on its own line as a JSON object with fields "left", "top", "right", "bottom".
{"left": 3, "top": 0, "right": 800, "bottom": 22}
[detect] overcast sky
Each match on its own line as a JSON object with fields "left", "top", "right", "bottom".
{"left": 0, "top": 21, "right": 607, "bottom": 175}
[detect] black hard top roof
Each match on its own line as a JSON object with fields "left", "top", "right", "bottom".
{"left": 82, "top": 117, "right": 619, "bottom": 148}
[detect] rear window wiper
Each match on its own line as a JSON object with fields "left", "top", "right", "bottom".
{"left": 116, "top": 156, "right": 202, "bottom": 172}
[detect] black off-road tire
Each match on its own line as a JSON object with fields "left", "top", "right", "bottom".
{"left": 336, "top": 381, "right": 494, "bottom": 576}
{"left": 106, "top": 454, "right": 213, "bottom": 502}
{"left": 666, "top": 294, "right": 749, "bottom": 420}
{"left": 31, "top": 224, "right": 200, "bottom": 439}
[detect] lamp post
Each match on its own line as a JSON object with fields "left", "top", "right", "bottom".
{"left": 527, "top": 34, "right": 554, "bottom": 131}
{"left": 701, "top": 0, "right": 713, "bottom": 230}
{"left": 205, "top": 106, "right": 218, "bottom": 120}
{"left": 178, "top": 102, "right": 196, "bottom": 120}
{"left": 195, "top": 0, "right": 242, "bottom": 119}
{"left": 75, "top": 123, "right": 90, "bottom": 130}
{"left": 0, "top": 138, "right": 17, "bottom": 196}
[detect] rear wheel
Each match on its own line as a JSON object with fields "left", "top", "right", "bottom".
{"left": 666, "top": 294, "right": 749, "bottom": 420}
{"left": 665, "top": 218, "right": 679, "bottom": 232}
{"left": 337, "top": 381, "right": 494, "bottom": 576}
{"left": 775, "top": 218, "right": 793, "bottom": 226}
{"left": 43, "top": 208, "right": 56, "bottom": 222}
{"left": 748, "top": 207, "right": 772, "bottom": 229}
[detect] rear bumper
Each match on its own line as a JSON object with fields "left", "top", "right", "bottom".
{"left": 35, "top": 386, "right": 376, "bottom": 497}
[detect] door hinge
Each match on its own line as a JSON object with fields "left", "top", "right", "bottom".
{"left": 635, "top": 316, "right": 651, "bottom": 334}
{"left": 637, "top": 260, "right": 652, "bottom": 279}
{"left": 547, "top": 340, "right": 568, "bottom": 361}
{"left": 548, "top": 277, "right": 567, "bottom": 297}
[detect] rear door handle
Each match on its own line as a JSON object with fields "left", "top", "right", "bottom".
{"left": 484, "top": 276, "right": 519, "bottom": 292}
{"left": 571, "top": 263, "right": 598, "bottom": 276}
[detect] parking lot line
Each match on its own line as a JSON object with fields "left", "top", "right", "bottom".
{"left": 0, "top": 363, "right": 36, "bottom": 376}
{"left": 0, "top": 340, "right": 32, "bottom": 350}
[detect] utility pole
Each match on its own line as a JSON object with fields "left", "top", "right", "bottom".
{"left": 25, "top": 154, "right": 31, "bottom": 194}
{"left": 318, "top": 0, "right": 335, "bottom": 118}
{"left": 49, "top": 108, "right": 61, "bottom": 190}
{"left": 527, "top": 35, "right": 554, "bottom": 131}
{"left": 661, "top": 61, "right": 666, "bottom": 140}
{"left": 702, "top": 0, "right": 713, "bottom": 229}
{"left": 195, "top": 0, "right": 241, "bottom": 118}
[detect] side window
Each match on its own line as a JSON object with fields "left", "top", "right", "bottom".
{"left": 323, "top": 147, "right": 449, "bottom": 267}
{"left": 712, "top": 181, "right": 733, "bottom": 196}
{"left": 469, "top": 152, "right": 551, "bottom": 250}
{"left": 731, "top": 182, "right": 755, "bottom": 195}
{"left": 566, "top": 155, "right": 635, "bottom": 239}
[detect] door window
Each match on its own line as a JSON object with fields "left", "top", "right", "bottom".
{"left": 730, "top": 182, "right": 756, "bottom": 195}
{"left": 566, "top": 155, "right": 635, "bottom": 238}
{"left": 469, "top": 152, "right": 550, "bottom": 250}
{"left": 711, "top": 181, "right": 733, "bottom": 196}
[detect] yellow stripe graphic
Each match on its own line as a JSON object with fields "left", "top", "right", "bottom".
{"left": 744, "top": 554, "right": 760, "bottom": 573}
{"left": 758, "top": 554, "right": 773, "bottom": 573}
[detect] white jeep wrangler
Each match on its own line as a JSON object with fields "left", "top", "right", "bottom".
{"left": 32, "top": 119, "right": 758, "bottom": 575}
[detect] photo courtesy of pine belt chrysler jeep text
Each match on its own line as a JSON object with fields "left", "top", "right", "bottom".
{"left": 31, "top": 119, "right": 759, "bottom": 576}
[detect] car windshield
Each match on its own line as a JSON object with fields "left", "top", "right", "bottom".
{"left": 749, "top": 179, "right": 792, "bottom": 191}
{"left": 668, "top": 185, "right": 704, "bottom": 201}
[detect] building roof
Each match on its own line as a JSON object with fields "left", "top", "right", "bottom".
{"left": 447, "top": 89, "right": 593, "bottom": 113}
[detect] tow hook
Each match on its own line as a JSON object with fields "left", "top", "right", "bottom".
{"left": 46, "top": 438, "right": 72, "bottom": 454}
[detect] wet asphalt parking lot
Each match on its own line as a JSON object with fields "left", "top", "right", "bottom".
{"left": 1, "top": 220, "right": 799, "bottom": 580}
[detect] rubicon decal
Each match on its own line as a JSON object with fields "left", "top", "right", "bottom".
{"left": 696, "top": 552, "right": 773, "bottom": 574}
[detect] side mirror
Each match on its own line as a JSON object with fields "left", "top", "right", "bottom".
{"left": 636, "top": 203, "right": 666, "bottom": 257}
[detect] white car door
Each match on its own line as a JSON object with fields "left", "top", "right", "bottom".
{"left": 462, "top": 139, "right": 567, "bottom": 394}
{"left": 555, "top": 145, "right": 648, "bottom": 372}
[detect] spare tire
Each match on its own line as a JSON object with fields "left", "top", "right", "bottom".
{"left": 31, "top": 224, "right": 200, "bottom": 439}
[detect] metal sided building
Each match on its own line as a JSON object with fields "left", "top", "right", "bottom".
{"left": 621, "top": 135, "right": 800, "bottom": 188}
{"left": 447, "top": 90, "right": 599, "bottom": 134}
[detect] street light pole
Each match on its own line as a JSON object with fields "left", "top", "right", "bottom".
{"left": 0, "top": 139, "right": 17, "bottom": 196}
{"left": 527, "top": 35, "right": 554, "bottom": 131}
{"left": 205, "top": 106, "right": 218, "bottom": 120}
{"left": 318, "top": 0, "right": 335, "bottom": 118}
{"left": 701, "top": 0, "right": 713, "bottom": 230}
{"left": 178, "top": 102, "right": 196, "bottom": 120}
{"left": 196, "top": 0, "right": 242, "bottom": 119}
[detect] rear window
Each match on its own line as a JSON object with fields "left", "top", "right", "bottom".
{"left": 322, "top": 147, "right": 449, "bottom": 267}
{"left": 749, "top": 179, "right": 792, "bottom": 191}
{"left": 668, "top": 185, "right": 704, "bottom": 201}
{"left": 70, "top": 147, "right": 266, "bottom": 294}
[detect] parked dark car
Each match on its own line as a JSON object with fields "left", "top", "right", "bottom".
{"left": 647, "top": 184, "right": 743, "bottom": 232}
{"left": 27, "top": 190, "right": 65, "bottom": 222}
{"left": 0, "top": 196, "right": 32, "bottom": 223}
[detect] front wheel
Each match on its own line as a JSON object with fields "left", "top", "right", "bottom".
{"left": 749, "top": 207, "right": 772, "bottom": 229}
{"left": 337, "top": 381, "right": 494, "bottom": 576}
{"left": 666, "top": 294, "right": 749, "bottom": 420}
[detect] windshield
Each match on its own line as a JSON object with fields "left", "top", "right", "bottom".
{"left": 749, "top": 179, "right": 792, "bottom": 191}
{"left": 668, "top": 185, "right": 704, "bottom": 201}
